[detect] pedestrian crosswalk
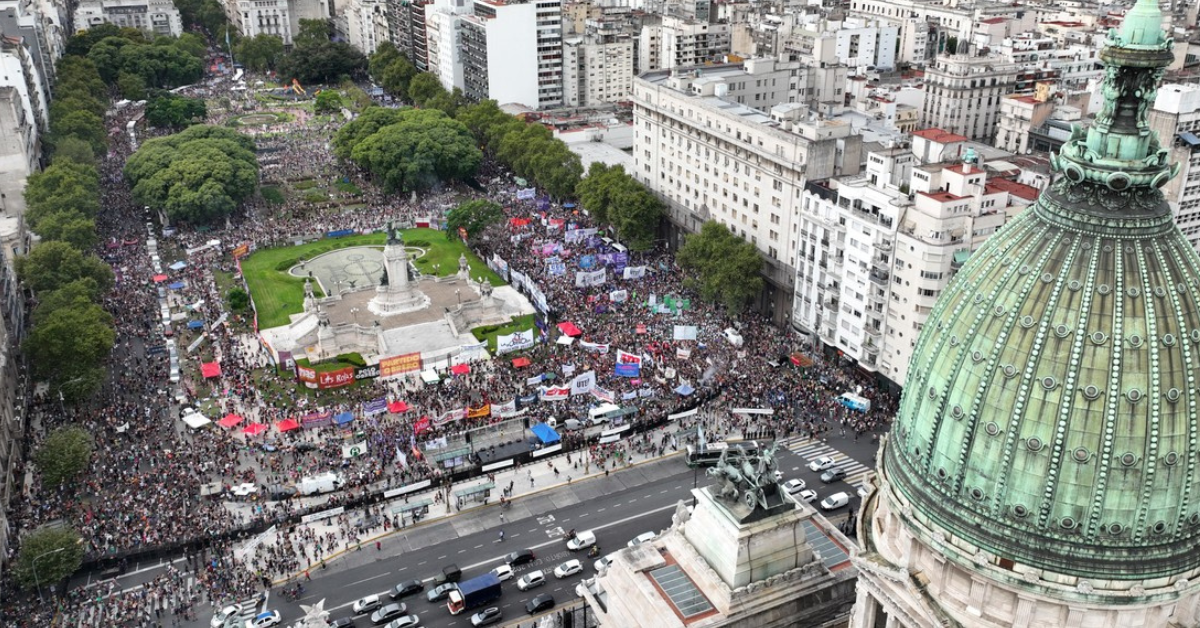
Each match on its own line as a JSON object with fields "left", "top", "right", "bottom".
{"left": 213, "top": 593, "right": 266, "bottom": 627}
{"left": 777, "top": 435, "right": 875, "bottom": 493}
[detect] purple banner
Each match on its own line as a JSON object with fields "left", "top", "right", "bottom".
{"left": 363, "top": 397, "right": 388, "bottom": 415}
{"left": 302, "top": 410, "right": 334, "bottom": 429}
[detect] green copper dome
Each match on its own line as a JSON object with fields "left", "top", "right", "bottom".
{"left": 883, "top": 0, "right": 1200, "bottom": 580}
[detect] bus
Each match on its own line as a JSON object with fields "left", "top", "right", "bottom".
{"left": 685, "top": 440, "right": 759, "bottom": 467}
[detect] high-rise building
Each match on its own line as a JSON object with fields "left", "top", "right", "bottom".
{"left": 852, "top": 0, "right": 1200, "bottom": 625}
{"left": 73, "top": 0, "right": 183, "bottom": 37}
{"left": 388, "top": 0, "right": 432, "bottom": 70}
{"left": 458, "top": 0, "right": 563, "bottom": 109}
{"left": 562, "top": 34, "right": 633, "bottom": 107}
{"left": 222, "top": 0, "right": 330, "bottom": 46}
{"left": 1150, "top": 83, "right": 1200, "bottom": 254}
{"left": 920, "top": 54, "right": 1018, "bottom": 142}
{"left": 425, "top": 0, "right": 471, "bottom": 93}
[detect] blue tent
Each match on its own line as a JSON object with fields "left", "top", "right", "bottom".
{"left": 187, "top": 320, "right": 204, "bottom": 329}
{"left": 334, "top": 412, "right": 354, "bottom": 425}
{"left": 168, "top": 282, "right": 186, "bottom": 290}
{"left": 530, "top": 422, "right": 561, "bottom": 445}
{"left": 674, "top": 384, "right": 695, "bottom": 396}
{"left": 168, "top": 261, "right": 187, "bottom": 271}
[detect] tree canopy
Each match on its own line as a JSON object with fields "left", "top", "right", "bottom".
{"left": 314, "top": 89, "right": 343, "bottom": 114}
{"left": 574, "top": 163, "right": 662, "bottom": 250}
{"left": 125, "top": 125, "right": 259, "bottom": 225}
{"left": 145, "top": 93, "right": 207, "bottom": 129}
{"left": 35, "top": 426, "right": 94, "bottom": 489}
{"left": 332, "top": 107, "right": 409, "bottom": 160}
{"left": 676, "top": 221, "right": 764, "bottom": 314}
{"left": 24, "top": 161, "right": 101, "bottom": 232}
{"left": 87, "top": 35, "right": 204, "bottom": 89}
{"left": 234, "top": 34, "right": 283, "bottom": 72}
{"left": 16, "top": 241, "right": 113, "bottom": 299}
{"left": 344, "top": 109, "right": 481, "bottom": 192}
{"left": 446, "top": 200, "right": 505, "bottom": 240}
{"left": 24, "top": 301, "right": 115, "bottom": 402}
{"left": 455, "top": 100, "right": 582, "bottom": 199}
{"left": 279, "top": 21, "right": 365, "bottom": 85}
{"left": 12, "top": 527, "right": 85, "bottom": 590}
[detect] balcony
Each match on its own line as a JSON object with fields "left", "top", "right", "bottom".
{"left": 872, "top": 256, "right": 890, "bottom": 272}
{"left": 868, "top": 291, "right": 886, "bottom": 305}
{"left": 869, "top": 270, "right": 890, "bottom": 285}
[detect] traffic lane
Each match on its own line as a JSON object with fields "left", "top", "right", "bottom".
{"left": 774, "top": 446, "right": 863, "bottom": 515}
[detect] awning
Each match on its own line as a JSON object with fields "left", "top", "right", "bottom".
{"left": 201, "top": 361, "right": 221, "bottom": 378}
{"left": 388, "top": 400, "right": 409, "bottom": 413}
{"left": 169, "top": 261, "right": 187, "bottom": 271}
{"left": 556, "top": 335, "right": 575, "bottom": 345}
{"left": 674, "top": 384, "right": 695, "bottom": 396}
{"left": 557, "top": 321, "right": 582, "bottom": 337}
{"left": 182, "top": 413, "right": 211, "bottom": 429}
{"left": 277, "top": 418, "right": 301, "bottom": 432}
{"left": 512, "top": 357, "right": 531, "bottom": 368}
{"left": 188, "top": 320, "right": 205, "bottom": 330}
{"left": 168, "top": 282, "right": 185, "bottom": 290}
{"left": 530, "top": 422, "right": 561, "bottom": 445}
{"left": 243, "top": 423, "right": 268, "bottom": 436}
{"left": 421, "top": 369, "right": 440, "bottom": 384}
{"left": 450, "top": 363, "right": 471, "bottom": 376}
{"left": 152, "top": 274, "right": 168, "bottom": 283}
{"left": 1180, "top": 132, "right": 1200, "bottom": 147}
{"left": 334, "top": 412, "right": 354, "bottom": 425}
{"left": 219, "top": 413, "right": 244, "bottom": 428}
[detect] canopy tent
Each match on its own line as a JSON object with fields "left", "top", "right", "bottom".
{"left": 789, "top": 352, "right": 814, "bottom": 368}
{"left": 334, "top": 412, "right": 354, "bottom": 425}
{"left": 218, "top": 413, "right": 244, "bottom": 428}
{"left": 557, "top": 321, "right": 582, "bottom": 337}
{"left": 168, "top": 282, "right": 186, "bottom": 290}
{"left": 674, "top": 383, "right": 695, "bottom": 396}
{"left": 556, "top": 335, "right": 575, "bottom": 346}
{"left": 276, "top": 418, "right": 301, "bottom": 432}
{"left": 388, "top": 401, "right": 409, "bottom": 413}
{"left": 243, "top": 423, "right": 268, "bottom": 436}
{"left": 563, "top": 203, "right": 577, "bottom": 209}
{"left": 530, "top": 422, "right": 561, "bottom": 445}
{"left": 512, "top": 357, "right": 531, "bottom": 368}
{"left": 450, "top": 363, "right": 471, "bottom": 376}
{"left": 152, "top": 274, "right": 168, "bottom": 283}
{"left": 420, "top": 369, "right": 441, "bottom": 384}
{"left": 182, "top": 413, "right": 211, "bottom": 429}
{"left": 188, "top": 320, "right": 206, "bottom": 330}
{"left": 169, "top": 261, "right": 187, "bottom": 271}
{"left": 200, "top": 361, "right": 221, "bottom": 378}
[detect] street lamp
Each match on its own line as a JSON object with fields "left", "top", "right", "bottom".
{"left": 455, "top": 289, "right": 461, "bottom": 305}
{"left": 350, "top": 307, "right": 361, "bottom": 326}
{"left": 32, "top": 539, "right": 82, "bottom": 603}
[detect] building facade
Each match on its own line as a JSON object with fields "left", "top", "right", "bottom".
{"left": 388, "top": 0, "right": 432, "bottom": 70}
{"left": 73, "top": 0, "right": 182, "bottom": 37}
{"left": 223, "top": 0, "right": 330, "bottom": 46}
{"left": 920, "top": 54, "right": 1018, "bottom": 142}
{"left": 563, "top": 34, "right": 633, "bottom": 107}
{"left": 1150, "top": 83, "right": 1200, "bottom": 254}
{"left": 458, "top": 0, "right": 563, "bottom": 109}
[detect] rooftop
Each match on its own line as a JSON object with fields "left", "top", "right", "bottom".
{"left": 983, "top": 177, "right": 1040, "bottom": 201}
{"left": 913, "top": 128, "right": 969, "bottom": 144}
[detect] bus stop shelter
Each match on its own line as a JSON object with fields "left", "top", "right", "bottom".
{"left": 391, "top": 498, "right": 433, "bottom": 525}
{"left": 454, "top": 482, "right": 495, "bottom": 509}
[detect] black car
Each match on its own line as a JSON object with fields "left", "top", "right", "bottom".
{"left": 507, "top": 549, "right": 536, "bottom": 566}
{"left": 389, "top": 579, "right": 424, "bottom": 600}
{"left": 525, "top": 593, "right": 555, "bottom": 615}
{"left": 327, "top": 619, "right": 355, "bottom": 628}
{"left": 821, "top": 467, "right": 847, "bottom": 483}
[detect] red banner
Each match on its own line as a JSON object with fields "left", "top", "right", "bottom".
{"left": 232, "top": 243, "right": 250, "bottom": 259}
{"left": 380, "top": 352, "right": 422, "bottom": 377}
{"left": 467, "top": 404, "right": 491, "bottom": 419}
{"left": 318, "top": 367, "right": 355, "bottom": 389}
{"left": 297, "top": 365, "right": 318, "bottom": 389}
{"left": 414, "top": 416, "right": 431, "bottom": 435}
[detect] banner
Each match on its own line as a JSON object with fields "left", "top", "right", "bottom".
{"left": 731, "top": 408, "right": 776, "bottom": 415}
{"left": 490, "top": 254, "right": 510, "bottom": 281}
{"left": 673, "top": 325, "right": 699, "bottom": 341}
{"left": 639, "top": 387, "right": 656, "bottom": 398}
{"left": 413, "top": 416, "right": 431, "bottom": 435}
{"left": 435, "top": 408, "right": 466, "bottom": 425}
{"left": 467, "top": 404, "right": 492, "bottom": 419}
{"left": 621, "top": 390, "right": 638, "bottom": 400}
{"left": 354, "top": 364, "right": 380, "bottom": 380}
{"left": 231, "top": 243, "right": 251, "bottom": 259}
{"left": 342, "top": 440, "right": 367, "bottom": 458}
{"left": 547, "top": 258, "right": 567, "bottom": 276}
{"left": 623, "top": 266, "right": 647, "bottom": 280}
{"left": 491, "top": 399, "right": 518, "bottom": 417}
{"left": 615, "top": 349, "right": 642, "bottom": 377}
{"left": 318, "top": 367, "right": 356, "bottom": 389}
{"left": 565, "top": 227, "right": 597, "bottom": 243}
{"left": 580, "top": 340, "right": 610, "bottom": 354}
{"left": 517, "top": 187, "right": 536, "bottom": 200}
{"left": 610, "top": 290, "right": 628, "bottom": 303}
{"left": 592, "top": 387, "right": 615, "bottom": 403}
{"left": 296, "top": 365, "right": 318, "bottom": 389}
{"left": 575, "top": 269, "right": 607, "bottom": 287}
{"left": 570, "top": 370, "right": 596, "bottom": 396}
{"left": 517, "top": 393, "right": 539, "bottom": 407}
{"left": 526, "top": 374, "right": 544, "bottom": 386}
{"left": 380, "top": 353, "right": 422, "bottom": 377}
{"left": 540, "top": 385, "right": 570, "bottom": 401}
{"left": 497, "top": 329, "right": 535, "bottom": 354}
{"left": 301, "top": 411, "right": 333, "bottom": 429}
{"left": 363, "top": 398, "right": 388, "bottom": 415}
{"left": 677, "top": 348, "right": 692, "bottom": 359}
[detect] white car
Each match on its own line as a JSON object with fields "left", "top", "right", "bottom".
{"left": 627, "top": 532, "right": 656, "bottom": 548}
{"left": 857, "top": 484, "right": 872, "bottom": 499}
{"left": 782, "top": 479, "right": 807, "bottom": 495}
{"left": 231, "top": 483, "right": 259, "bottom": 497}
{"left": 554, "top": 559, "right": 583, "bottom": 578}
{"left": 594, "top": 555, "right": 614, "bottom": 572}
{"left": 211, "top": 604, "right": 243, "bottom": 627}
{"left": 517, "top": 570, "right": 546, "bottom": 591}
{"left": 794, "top": 489, "right": 819, "bottom": 504}
{"left": 575, "top": 577, "right": 599, "bottom": 598}
{"left": 491, "top": 564, "right": 514, "bottom": 581}
{"left": 820, "top": 491, "right": 851, "bottom": 510}
{"left": 566, "top": 531, "right": 596, "bottom": 551}
{"left": 245, "top": 610, "right": 281, "bottom": 628}
{"left": 352, "top": 594, "right": 382, "bottom": 614}
{"left": 807, "top": 456, "right": 836, "bottom": 472}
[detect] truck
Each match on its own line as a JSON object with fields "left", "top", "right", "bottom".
{"left": 836, "top": 392, "right": 871, "bottom": 413}
{"left": 296, "top": 472, "right": 344, "bottom": 496}
{"left": 446, "top": 573, "right": 502, "bottom": 615}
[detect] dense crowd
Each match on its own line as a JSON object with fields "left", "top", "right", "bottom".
{"left": 0, "top": 74, "right": 896, "bottom": 626}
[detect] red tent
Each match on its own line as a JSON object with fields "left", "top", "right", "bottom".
{"left": 277, "top": 418, "right": 301, "bottom": 432}
{"left": 218, "top": 413, "right": 244, "bottom": 428}
{"left": 201, "top": 362, "right": 222, "bottom": 378}
{"left": 243, "top": 423, "right": 268, "bottom": 436}
{"left": 512, "top": 357, "right": 531, "bottom": 368}
{"left": 451, "top": 363, "right": 471, "bottom": 375}
{"left": 152, "top": 274, "right": 169, "bottom": 283}
{"left": 388, "top": 401, "right": 409, "bottom": 413}
{"left": 557, "top": 322, "right": 582, "bottom": 337}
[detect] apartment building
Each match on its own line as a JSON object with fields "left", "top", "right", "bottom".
{"left": 1150, "top": 83, "right": 1200, "bottom": 253}
{"left": 994, "top": 84, "right": 1055, "bottom": 155}
{"left": 74, "top": 0, "right": 182, "bottom": 37}
{"left": 920, "top": 54, "right": 1018, "bottom": 142}
{"left": 425, "top": 0, "right": 471, "bottom": 92}
{"left": 223, "top": 0, "right": 329, "bottom": 46}
{"left": 458, "top": 0, "right": 563, "bottom": 109}
{"left": 563, "top": 34, "right": 633, "bottom": 107}
{"left": 632, "top": 62, "right": 862, "bottom": 325}
{"left": 656, "top": 14, "right": 729, "bottom": 70}
{"left": 389, "top": 0, "right": 432, "bottom": 70}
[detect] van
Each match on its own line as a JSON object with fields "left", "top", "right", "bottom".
{"left": 820, "top": 492, "right": 850, "bottom": 510}
{"left": 836, "top": 393, "right": 871, "bottom": 413}
{"left": 435, "top": 564, "right": 462, "bottom": 585}
{"left": 588, "top": 403, "right": 621, "bottom": 423}
{"left": 297, "top": 472, "right": 344, "bottom": 496}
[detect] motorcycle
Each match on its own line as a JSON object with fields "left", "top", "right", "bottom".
{"left": 588, "top": 546, "right": 600, "bottom": 558}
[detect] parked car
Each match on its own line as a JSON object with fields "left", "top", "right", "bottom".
{"left": 231, "top": 483, "right": 259, "bottom": 497}
{"left": 264, "top": 484, "right": 297, "bottom": 500}
{"left": 566, "top": 531, "right": 596, "bottom": 551}
{"left": 627, "top": 532, "right": 656, "bottom": 548}
{"left": 554, "top": 560, "right": 583, "bottom": 578}
{"left": 370, "top": 603, "right": 407, "bottom": 625}
{"left": 807, "top": 456, "right": 836, "bottom": 472}
{"left": 470, "top": 607, "right": 503, "bottom": 627}
{"left": 821, "top": 467, "right": 847, "bottom": 483}
{"left": 352, "top": 595, "right": 382, "bottom": 615}
{"left": 594, "top": 555, "right": 614, "bottom": 572}
{"left": 782, "top": 479, "right": 807, "bottom": 495}
{"left": 491, "top": 565, "right": 514, "bottom": 582}
{"left": 426, "top": 583, "right": 458, "bottom": 603}
{"left": 525, "top": 593, "right": 556, "bottom": 614}
{"left": 820, "top": 492, "right": 851, "bottom": 510}
{"left": 516, "top": 570, "right": 546, "bottom": 591}
{"left": 327, "top": 618, "right": 355, "bottom": 628}
{"left": 507, "top": 549, "right": 536, "bottom": 566}
{"left": 389, "top": 580, "right": 424, "bottom": 600}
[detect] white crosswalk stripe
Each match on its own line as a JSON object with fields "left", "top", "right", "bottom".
{"left": 219, "top": 596, "right": 265, "bottom": 626}
{"left": 779, "top": 436, "right": 875, "bottom": 493}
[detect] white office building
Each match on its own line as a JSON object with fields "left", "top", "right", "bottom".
{"left": 74, "top": 0, "right": 183, "bottom": 37}
{"left": 222, "top": 0, "right": 330, "bottom": 46}
{"left": 458, "top": 0, "right": 563, "bottom": 109}
{"left": 1150, "top": 83, "right": 1200, "bottom": 253}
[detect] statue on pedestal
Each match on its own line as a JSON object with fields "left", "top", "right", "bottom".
{"left": 706, "top": 440, "right": 782, "bottom": 511}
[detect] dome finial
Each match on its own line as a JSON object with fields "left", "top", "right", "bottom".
{"left": 1119, "top": 0, "right": 1165, "bottom": 49}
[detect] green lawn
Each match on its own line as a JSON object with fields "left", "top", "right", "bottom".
{"left": 335, "top": 180, "right": 362, "bottom": 195}
{"left": 242, "top": 228, "right": 505, "bottom": 329}
{"left": 260, "top": 186, "right": 285, "bottom": 205}
{"left": 472, "top": 314, "right": 537, "bottom": 353}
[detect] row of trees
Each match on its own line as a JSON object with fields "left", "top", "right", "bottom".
{"left": 228, "top": 20, "right": 366, "bottom": 84}
{"left": 77, "top": 25, "right": 206, "bottom": 100}
{"left": 333, "top": 107, "right": 481, "bottom": 192}
{"left": 125, "top": 125, "right": 260, "bottom": 225}
{"left": 575, "top": 164, "right": 663, "bottom": 252}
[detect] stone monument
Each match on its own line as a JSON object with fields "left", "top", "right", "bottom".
{"left": 368, "top": 222, "right": 430, "bottom": 317}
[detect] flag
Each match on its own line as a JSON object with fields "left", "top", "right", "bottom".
{"left": 615, "top": 349, "right": 642, "bottom": 377}
{"left": 414, "top": 416, "right": 431, "bottom": 435}
{"left": 540, "top": 385, "right": 570, "bottom": 401}
{"left": 580, "top": 340, "right": 609, "bottom": 354}
{"left": 396, "top": 447, "right": 408, "bottom": 468}
{"left": 342, "top": 440, "right": 367, "bottom": 458}
{"left": 571, "top": 370, "right": 596, "bottom": 396}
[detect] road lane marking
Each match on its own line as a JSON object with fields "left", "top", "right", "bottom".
{"left": 346, "top": 572, "right": 391, "bottom": 587}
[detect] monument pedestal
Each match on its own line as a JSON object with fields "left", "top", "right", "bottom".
{"left": 684, "top": 487, "right": 814, "bottom": 589}
{"left": 368, "top": 228, "right": 430, "bottom": 317}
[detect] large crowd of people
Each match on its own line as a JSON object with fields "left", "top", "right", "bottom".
{"left": 0, "top": 73, "right": 896, "bottom": 627}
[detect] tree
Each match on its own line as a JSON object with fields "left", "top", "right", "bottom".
{"left": 12, "top": 527, "right": 85, "bottom": 590}
{"left": 117, "top": 70, "right": 147, "bottom": 100}
{"left": 65, "top": 23, "right": 122, "bottom": 56}
{"left": 32, "top": 280, "right": 100, "bottom": 325}
{"left": 174, "top": 33, "right": 208, "bottom": 60}
{"left": 456, "top": 99, "right": 510, "bottom": 146}
{"left": 34, "top": 427, "right": 94, "bottom": 489}
{"left": 332, "top": 107, "right": 409, "bottom": 160}
{"left": 125, "top": 126, "right": 259, "bottom": 225}
{"left": 145, "top": 93, "right": 207, "bottom": 128}
{"left": 16, "top": 241, "right": 114, "bottom": 299}
{"left": 118, "top": 43, "right": 204, "bottom": 88}
{"left": 279, "top": 40, "right": 366, "bottom": 85}
{"left": 50, "top": 110, "right": 106, "bottom": 157}
{"left": 24, "top": 302, "right": 114, "bottom": 402}
{"left": 50, "top": 95, "right": 106, "bottom": 121}
{"left": 378, "top": 54, "right": 417, "bottom": 100}
{"left": 348, "top": 109, "right": 481, "bottom": 192}
{"left": 575, "top": 163, "right": 625, "bottom": 224}
{"left": 314, "top": 89, "right": 343, "bottom": 114}
{"left": 607, "top": 183, "right": 661, "bottom": 251}
{"left": 295, "top": 18, "right": 332, "bottom": 45}
{"left": 51, "top": 137, "right": 97, "bottom": 167}
{"left": 30, "top": 211, "right": 98, "bottom": 250}
{"left": 234, "top": 34, "right": 284, "bottom": 72}
{"left": 86, "top": 36, "right": 135, "bottom": 83}
{"left": 24, "top": 162, "right": 102, "bottom": 227}
{"left": 446, "top": 200, "right": 504, "bottom": 240}
{"left": 676, "top": 221, "right": 764, "bottom": 314}
{"left": 228, "top": 287, "right": 249, "bottom": 311}
{"left": 408, "top": 72, "right": 445, "bottom": 107}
